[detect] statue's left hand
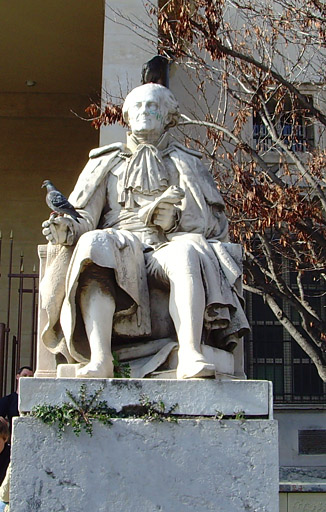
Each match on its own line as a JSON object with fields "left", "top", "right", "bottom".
{"left": 152, "top": 202, "right": 177, "bottom": 231}
{"left": 41, "top": 216, "right": 74, "bottom": 245}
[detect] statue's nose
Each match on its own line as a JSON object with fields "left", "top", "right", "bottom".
{"left": 139, "top": 103, "right": 149, "bottom": 115}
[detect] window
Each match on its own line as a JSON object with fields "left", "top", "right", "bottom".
{"left": 253, "top": 95, "right": 314, "bottom": 153}
{"left": 245, "top": 270, "right": 326, "bottom": 404}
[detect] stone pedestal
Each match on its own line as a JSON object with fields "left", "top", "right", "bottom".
{"left": 10, "top": 378, "right": 279, "bottom": 512}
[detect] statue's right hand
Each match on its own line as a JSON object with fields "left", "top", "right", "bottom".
{"left": 42, "top": 216, "right": 73, "bottom": 245}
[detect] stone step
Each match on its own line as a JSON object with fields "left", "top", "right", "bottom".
{"left": 19, "top": 378, "right": 272, "bottom": 418}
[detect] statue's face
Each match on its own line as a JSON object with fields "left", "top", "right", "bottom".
{"left": 127, "top": 89, "right": 167, "bottom": 140}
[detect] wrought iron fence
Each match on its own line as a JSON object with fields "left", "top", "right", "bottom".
{"left": 0, "top": 232, "right": 38, "bottom": 396}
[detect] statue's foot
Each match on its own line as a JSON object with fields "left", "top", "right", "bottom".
{"left": 76, "top": 360, "right": 114, "bottom": 379}
{"left": 176, "top": 359, "right": 215, "bottom": 379}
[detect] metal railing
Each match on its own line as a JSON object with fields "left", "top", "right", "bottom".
{"left": 0, "top": 232, "right": 39, "bottom": 396}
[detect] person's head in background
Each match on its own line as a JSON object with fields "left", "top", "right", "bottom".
{"left": 0, "top": 418, "right": 9, "bottom": 453}
{"left": 16, "top": 366, "right": 33, "bottom": 393}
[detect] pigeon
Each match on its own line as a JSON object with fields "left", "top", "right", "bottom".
{"left": 42, "top": 179, "right": 83, "bottom": 223}
{"left": 141, "top": 55, "right": 170, "bottom": 87}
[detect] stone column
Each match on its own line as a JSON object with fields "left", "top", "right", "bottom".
{"left": 100, "top": 0, "right": 154, "bottom": 146}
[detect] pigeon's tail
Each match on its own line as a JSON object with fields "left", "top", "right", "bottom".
{"left": 71, "top": 211, "right": 83, "bottom": 223}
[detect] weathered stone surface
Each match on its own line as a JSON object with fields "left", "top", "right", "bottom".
{"left": 11, "top": 416, "right": 278, "bottom": 512}
{"left": 280, "top": 491, "right": 326, "bottom": 512}
{"left": 19, "top": 378, "right": 272, "bottom": 417}
{"left": 279, "top": 466, "right": 326, "bottom": 492}
{"left": 288, "top": 493, "right": 326, "bottom": 512}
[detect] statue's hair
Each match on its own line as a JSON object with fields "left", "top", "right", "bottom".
{"left": 0, "top": 417, "right": 9, "bottom": 441}
{"left": 122, "top": 83, "right": 180, "bottom": 130}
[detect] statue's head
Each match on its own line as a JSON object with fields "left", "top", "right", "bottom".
{"left": 123, "top": 83, "right": 180, "bottom": 141}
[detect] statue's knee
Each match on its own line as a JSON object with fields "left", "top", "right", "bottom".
{"left": 175, "top": 241, "right": 198, "bottom": 261}
{"left": 78, "top": 229, "right": 103, "bottom": 246}
{"left": 165, "top": 241, "right": 200, "bottom": 274}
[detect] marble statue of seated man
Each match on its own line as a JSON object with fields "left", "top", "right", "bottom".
{"left": 40, "top": 83, "right": 249, "bottom": 379}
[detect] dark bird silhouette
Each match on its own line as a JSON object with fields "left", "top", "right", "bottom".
{"left": 42, "top": 179, "right": 83, "bottom": 223}
{"left": 141, "top": 55, "right": 170, "bottom": 87}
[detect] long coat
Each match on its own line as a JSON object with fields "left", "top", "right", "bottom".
{"left": 40, "top": 135, "right": 249, "bottom": 363}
